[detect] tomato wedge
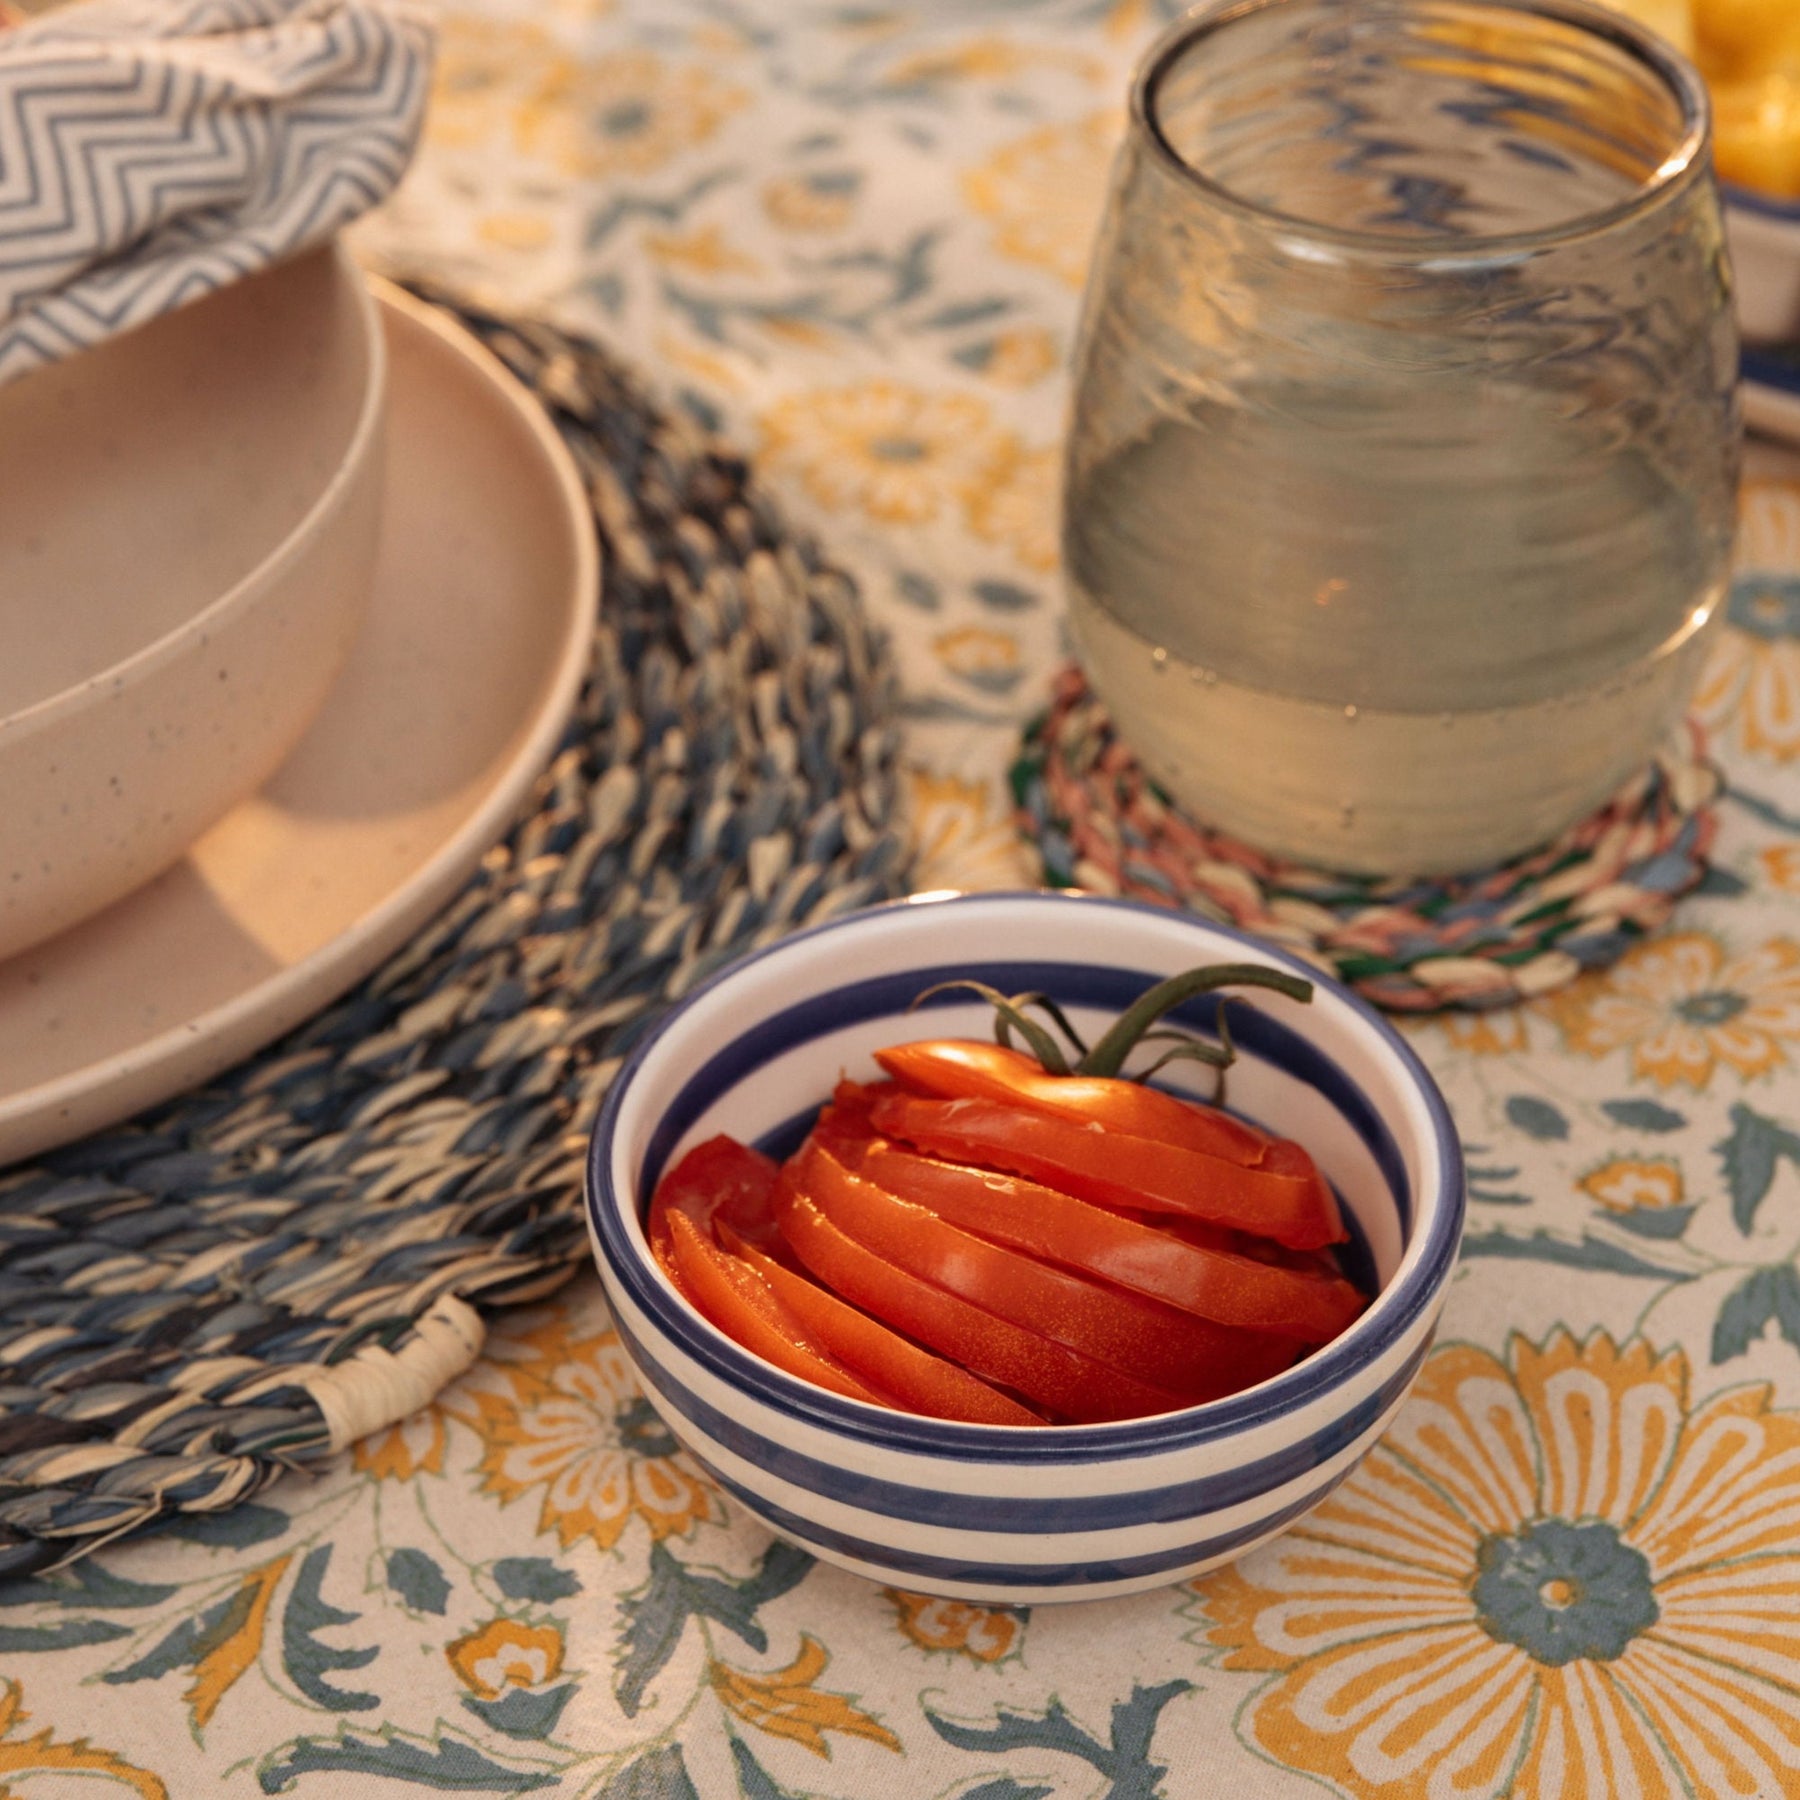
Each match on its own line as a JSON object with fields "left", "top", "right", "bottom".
{"left": 876, "top": 1039, "right": 1273, "bottom": 1166}
{"left": 856, "top": 1140, "right": 1364, "bottom": 1343}
{"left": 796, "top": 1141, "right": 1295, "bottom": 1398}
{"left": 662, "top": 1211, "right": 893, "bottom": 1407}
{"left": 775, "top": 1183, "right": 1194, "bottom": 1423}
{"left": 647, "top": 1135, "right": 788, "bottom": 1274}
{"left": 717, "top": 1224, "right": 1042, "bottom": 1426}
{"left": 869, "top": 1091, "right": 1347, "bottom": 1250}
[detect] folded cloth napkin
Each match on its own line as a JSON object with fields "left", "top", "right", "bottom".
{"left": 0, "top": 0, "right": 432, "bottom": 385}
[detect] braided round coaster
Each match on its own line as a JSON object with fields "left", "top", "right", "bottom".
{"left": 1013, "top": 664, "right": 1720, "bottom": 1014}
{"left": 0, "top": 291, "right": 910, "bottom": 1577}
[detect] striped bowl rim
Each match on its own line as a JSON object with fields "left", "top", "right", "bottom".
{"left": 586, "top": 891, "right": 1464, "bottom": 1463}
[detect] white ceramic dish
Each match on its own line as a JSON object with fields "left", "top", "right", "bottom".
{"left": 0, "top": 241, "right": 387, "bottom": 962}
{"left": 1729, "top": 184, "right": 1800, "bottom": 350}
{"left": 1744, "top": 341, "right": 1800, "bottom": 445}
{"left": 586, "top": 890, "right": 1465, "bottom": 1604}
{"left": 0, "top": 282, "right": 597, "bottom": 1166}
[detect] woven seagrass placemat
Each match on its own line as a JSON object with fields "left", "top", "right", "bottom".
{"left": 1014, "top": 665, "right": 1720, "bottom": 1013}
{"left": 0, "top": 290, "right": 911, "bottom": 1578}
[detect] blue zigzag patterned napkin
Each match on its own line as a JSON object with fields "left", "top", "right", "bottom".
{"left": 0, "top": 0, "right": 432, "bottom": 385}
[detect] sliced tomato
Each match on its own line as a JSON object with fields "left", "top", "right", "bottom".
{"left": 717, "top": 1223, "right": 1042, "bottom": 1426}
{"left": 868, "top": 1091, "right": 1346, "bottom": 1250}
{"left": 647, "top": 1135, "right": 787, "bottom": 1273}
{"left": 877, "top": 1039, "right": 1273, "bottom": 1166}
{"left": 808, "top": 1083, "right": 887, "bottom": 1160}
{"left": 857, "top": 1141, "right": 1364, "bottom": 1344}
{"left": 663, "top": 1211, "right": 894, "bottom": 1407}
{"left": 775, "top": 1183, "right": 1195, "bottom": 1423}
{"left": 795, "top": 1141, "right": 1295, "bottom": 1398}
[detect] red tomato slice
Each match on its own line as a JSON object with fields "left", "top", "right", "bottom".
{"left": 796, "top": 1141, "right": 1295, "bottom": 1399}
{"left": 808, "top": 1084, "right": 888, "bottom": 1161}
{"left": 647, "top": 1135, "right": 787, "bottom": 1271}
{"left": 775, "top": 1183, "right": 1195, "bottom": 1423}
{"left": 717, "top": 1223, "right": 1042, "bottom": 1426}
{"left": 857, "top": 1141, "right": 1364, "bottom": 1344}
{"left": 663, "top": 1211, "right": 894, "bottom": 1407}
{"left": 876, "top": 1039, "right": 1273, "bottom": 1166}
{"left": 868, "top": 1091, "right": 1347, "bottom": 1250}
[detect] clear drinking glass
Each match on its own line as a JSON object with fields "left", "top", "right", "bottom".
{"left": 1064, "top": 0, "right": 1740, "bottom": 876}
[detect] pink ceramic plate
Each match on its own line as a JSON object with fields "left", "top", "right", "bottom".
{"left": 0, "top": 282, "right": 598, "bottom": 1165}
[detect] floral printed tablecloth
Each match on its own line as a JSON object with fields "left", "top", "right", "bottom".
{"left": 11, "top": 3, "right": 1800, "bottom": 1796}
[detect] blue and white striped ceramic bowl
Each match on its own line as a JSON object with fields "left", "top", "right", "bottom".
{"left": 585, "top": 891, "right": 1464, "bottom": 1604}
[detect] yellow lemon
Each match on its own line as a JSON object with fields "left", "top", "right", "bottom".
{"left": 1713, "top": 67, "right": 1800, "bottom": 196}
{"left": 1694, "top": 0, "right": 1800, "bottom": 75}
{"left": 1599, "top": 0, "right": 1696, "bottom": 55}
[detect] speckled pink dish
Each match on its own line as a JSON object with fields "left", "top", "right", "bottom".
{"left": 0, "top": 241, "right": 386, "bottom": 963}
{"left": 0, "top": 283, "right": 597, "bottom": 1166}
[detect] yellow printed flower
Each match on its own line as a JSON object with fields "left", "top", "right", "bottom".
{"left": 966, "top": 442, "right": 1059, "bottom": 571}
{"left": 934, "top": 626, "right": 1021, "bottom": 692}
{"left": 974, "top": 325, "right": 1060, "bottom": 388}
{"left": 688, "top": 20, "right": 749, "bottom": 57}
{"left": 883, "top": 35, "right": 1102, "bottom": 86}
{"left": 658, "top": 328, "right": 747, "bottom": 397}
{"left": 518, "top": 51, "right": 746, "bottom": 180}
{"left": 469, "top": 1324, "right": 717, "bottom": 1551}
{"left": 1692, "top": 576, "right": 1800, "bottom": 761}
{"left": 1760, "top": 843, "right": 1800, "bottom": 896}
{"left": 759, "top": 381, "right": 1012, "bottom": 526}
{"left": 964, "top": 111, "right": 1123, "bottom": 286}
{"left": 353, "top": 1406, "right": 447, "bottom": 1481}
{"left": 643, "top": 225, "right": 761, "bottom": 276}
{"left": 1432, "top": 1009, "right": 1531, "bottom": 1056}
{"left": 1106, "top": 0, "right": 1157, "bottom": 43}
{"left": 1578, "top": 1157, "right": 1684, "bottom": 1214}
{"left": 1739, "top": 472, "right": 1800, "bottom": 571}
{"left": 429, "top": 18, "right": 557, "bottom": 152}
{"left": 885, "top": 1589, "right": 1023, "bottom": 1663}
{"left": 447, "top": 1619, "right": 565, "bottom": 1700}
{"left": 907, "top": 767, "right": 1033, "bottom": 892}
{"left": 1542, "top": 931, "right": 1800, "bottom": 1089}
{"left": 475, "top": 213, "right": 555, "bottom": 254}
{"left": 1195, "top": 1331, "right": 1800, "bottom": 1800}
{"left": 762, "top": 171, "right": 859, "bottom": 233}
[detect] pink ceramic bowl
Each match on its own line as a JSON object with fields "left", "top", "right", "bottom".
{"left": 0, "top": 240, "right": 386, "bottom": 962}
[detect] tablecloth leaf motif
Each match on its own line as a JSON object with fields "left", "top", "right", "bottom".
{"left": 189, "top": 1554, "right": 291, "bottom": 1728}
{"left": 257, "top": 1725, "right": 560, "bottom": 1794}
{"left": 282, "top": 1545, "right": 380, "bottom": 1713}
{"left": 615, "top": 1538, "right": 817, "bottom": 1720}
{"left": 727, "top": 1729, "right": 810, "bottom": 1800}
{"left": 924, "top": 1680, "right": 1193, "bottom": 1800}
{"left": 104, "top": 1577, "right": 274, "bottom": 1699}
{"left": 709, "top": 1634, "right": 902, "bottom": 1757}
{"left": 0, "top": 1678, "right": 167, "bottom": 1798}
{"left": 1712, "top": 1264, "right": 1800, "bottom": 1362}
{"left": 388, "top": 1547, "right": 453, "bottom": 1615}
{"left": 1192, "top": 1329, "right": 1800, "bottom": 1800}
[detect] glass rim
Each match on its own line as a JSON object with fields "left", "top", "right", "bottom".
{"left": 1132, "top": 0, "right": 1714, "bottom": 260}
